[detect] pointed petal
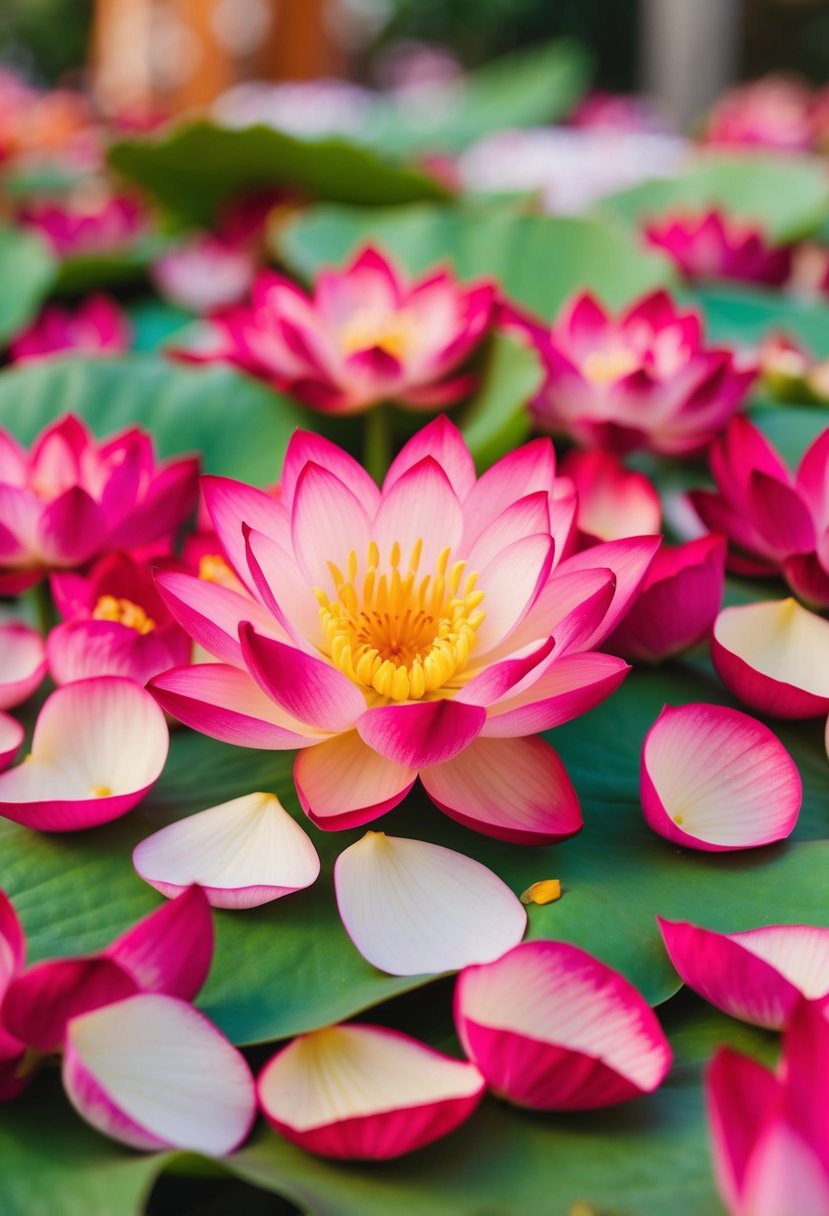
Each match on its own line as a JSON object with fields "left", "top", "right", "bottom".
{"left": 243, "top": 526, "right": 322, "bottom": 649}
{"left": 356, "top": 699, "right": 485, "bottom": 769}
{"left": 552, "top": 536, "right": 662, "bottom": 648}
{"left": 462, "top": 439, "right": 556, "bottom": 548}
{"left": 291, "top": 463, "right": 371, "bottom": 588}
{"left": 201, "top": 475, "right": 288, "bottom": 588}
{"left": 372, "top": 457, "right": 463, "bottom": 572}
{"left": 334, "top": 832, "right": 526, "bottom": 976}
{"left": 421, "top": 735, "right": 582, "bottom": 844}
{"left": 281, "top": 430, "right": 380, "bottom": 513}
{"left": 239, "top": 624, "right": 364, "bottom": 732}
{"left": 105, "top": 885, "right": 213, "bottom": 1001}
{"left": 706, "top": 1047, "right": 779, "bottom": 1215}
{"left": 454, "top": 940, "right": 672, "bottom": 1109}
{"left": 482, "top": 651, "right": 629, "bottom": 736}
{"left": 63, "top": 993, "right": 255, "bottom": 1154}
{"left": 641, "top": 703, "right": 801, "bottom": 850}
{"left": 294, "top": 732, "right": 415, "bottom": 831}
{"left": 155, "top": 570, "right": 279, "bottom": 666}
{"left": 465, "top": 492, "right": 551, "bottom": 572}
{"left": 133, "top": 793, "right": 320, "bottom": 908}
{"left": 473, "top": 534, "right": 554, "bottom": 655}
{"left": 37, "top": 487, "right": 105, "bottom": 566}
{"left": 384, "top": 416, "right": 476, "bottom": 502}
{"left": 257, "top": 1023, "right": 485, "bottom": 1160}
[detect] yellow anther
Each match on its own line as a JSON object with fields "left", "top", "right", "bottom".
{"left": 198, "top": 553, "right": 239, "bottom": 590}
{"left": 521, "top": 879, "right": 562, "bottom": 906}
{"left": 91, "top": 784, "right": 112, "bottom": 798}
{"left": 92, "top": 595, "right": 155, "bottom": 635}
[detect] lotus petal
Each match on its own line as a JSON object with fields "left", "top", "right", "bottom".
{"left": 0, "top": 713, "right": 23, "bottom": 773}
{"left": 334, "top": 832, "right": 526, "bottom": 976}
{"left": 105, "top": 885, "right": 213, "bottom": 1000}
{"left": 0, "top": 623, "right": 46, "bottom": 709}
{"left": 3, "top": 956, "right": 139, "bottom": 1052}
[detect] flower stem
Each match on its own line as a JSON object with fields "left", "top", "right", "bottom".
{"left": 31, "top": 578, "right": 57, "bottom": 637}
{"left": 364, "top": 406, "right": 392, "bottom": 485}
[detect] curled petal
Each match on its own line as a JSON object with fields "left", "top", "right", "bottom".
{"left": 294, "top": 733, "right": 416, "bottom": 831}
{"left": 0, "top": 713, "right": 23, "bottom": 773}
{"left": 454, "top": 940, "right": 672, "bottom": 1109}
{"left": 334, "top": 832, "right": 526, "bottom": 976}
{"left": 63, "top": 994, "right": 256, "bottom": 1155}
{"left": 3, "top": 957, "right": 139, "bottom": 1052}
{"left": 239, "top": 624, "right": 364, "bottom": 732}
{"left": 641, "top": 703, "right": 801, "bottom": 850}
{"left": 105, "top": 885, "right": 213, "bottom": 1001}
{"left": 0, "top": 623, "right": 46, "bottom": 709}
{"left": 257, "top": 1023, "right": 485, "bottom": 1160}
{"left": 357, "top": 699, "right": 486, "bottom": 769}
{"left": 133, "top": 793, "right": 320, "bottom": 909}
{"left": 712, "top": 599, "right": 829, "bottom": 718}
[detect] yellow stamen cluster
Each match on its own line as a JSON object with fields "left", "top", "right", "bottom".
{"left": 582, "top": 346, "right": 639, "bottom": 384}
{"left": 198, "top": 553, "right": 239, "bottom": 590}
{"left": 315, "top": 539, "right": 485, "bottom": 702}
{"left": 92, "top": 595, "right": 155, "bottom": 634}
{"left": 339, "top": 310, "right": 413, "bottom": 360}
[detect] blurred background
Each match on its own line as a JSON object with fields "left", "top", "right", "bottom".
{"left": 1, "top": 0, "right": 827, "bottom": 129}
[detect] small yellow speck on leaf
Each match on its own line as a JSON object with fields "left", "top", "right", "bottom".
{"left": 520, "top": 879, "right": 562, "bottom": 906}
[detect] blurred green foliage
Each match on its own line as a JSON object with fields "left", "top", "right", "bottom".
{"left": 0, "top": 0, "right": 91, "bottom": 85}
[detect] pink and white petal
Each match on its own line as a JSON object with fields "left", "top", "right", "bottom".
{"left": 281, "top": 430, "right": 380, "bottom": 513}
{"left": 3, "top": 957, "right": 139, "bottom": 1052}
{"left": 291, "top": 462, "right": 371, "bottom": 587}
{"left": 257, "top": 1023, "right": 485, "bottom": 1160}
{"left": 482, "top": 652, "right": 630, "bottom": 736}
{"left": 243, "top": 527, "right": 322, "bottom": 650}
{"left": 150, "top": 664, "right": 319, "bottom": 749}
{"left": 356, "top": 699, "right": 486, "bottom": 769}
{"left": 47, "top": 621, "right": 176, "bottom": 687}
{"left": 464, "top": 492, "right": 551, "bottom": 572}
{"left": 742, "top": 1118, "right": 829, "bottom": 1216}
{"left": 712, "top": 599, "right": 829, "bottom": 718}
{"left": 421, "top": 735, "right": 582, "bottom": 845}
{"left": 796, "top": 428, "right": 829, "bottom": 518}
{"left": 371, "top": 458, "right": 463, "bottom": 571}
{"left": 456, "top": 639, "right": 555, "bottom": 709}
{"left": 641, "top": 703, "right": 802, "bottom": 850}
{"left": 294, "top": 733, "right": 415, "bottom": 831}
{"left": 706, "top": 1047, "right": 780, "bottom": 1215}
{"left": 334, "top": 832, "right": 527, "bottom": 976}
{"left": 454, "top": 940, "right": 672, "bottom": 1110}
{"left": 63, "top": 993, "right": 255, "bottom": 1155}
{"left": 201, "top": 475, "right": 289, "bottom": 587}
{"left": 490, "top": 567, "right": 617, "bottom": 661}
{"left": 133, "top": 793, "right": 320, "bottom": 909}
{"left": 462, "top": 439, "right": 556, "bottom": 548}
{"left": 473, "top": 535, "right": 554, "bottom": 656}
{"left": 155, "top": 570, "right": 280, "bottom": 666}
{"left": 239, "top": 624, "right": 364, "bottom": 732}
{"left": 0, "top": 713, "right": 23, "bottom": 772}
{"left": 37, "top": 488, "right": 105, "bottom": 567}
{"left": 552, "top": 536, "right": 662, "bottom": 649}
{"left": 0, "top": 623, "right": 46, "bottom": 709}
{"left": 657, "top": 919, "right": 806, "bottom": 1029}
{"left": 105, "top": 885, "right": 213, "bottom": 1000}
{"left": 383, "top": 416, "right": 477, "bottom": 502}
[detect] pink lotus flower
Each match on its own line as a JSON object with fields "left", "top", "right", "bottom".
{"left": 570, "top": 91, "right": 669, "bottom": 134}
{"left": 518, "top": 291, "right": 755, "bottom": 456}
{"left": 257, "top": 1023, "right": 485, "bottom": 1160}
{"left": 48, "top": 551, "right": 192, "bottom": 686}
{"left": 0, "top": 621, "right": 46, "bottom": 708}
{"left": 644, "top": 210, "right": 794, "bottom": 287}
{"left": 151, "top": 418, "right": 652, "bottom": 840}
{"left": 606, "top": 534, "right": 726, "bottom": 662}
{"left": 659, "top": 919, "right": 829, "bottom": 1030}
{"left": 701, "top": 75, "right": 815, "bottom": 152}
{"left": 17, "top": 191, "right": 146, "bottom": 258}
{"left": 691, "top": 417, "right": 829, "bottom": 607}
{"left": 0, "top": 677, "right": 169, "bottom": 831}
{"left": 557, "top": 448, "right": 661, "bottom": 546}
{"left": 640, "top": 702, "right": 801, "bottom": 850}
{"left": 0, "top": 414, "right": 199, "bottom": 594}
{"left": 454, "top": 940, "right": 672, "bottom": 1109}
{"left": 707, "top": 1000, "right": 829, "bottom": 1216}
{"left": 9, "top": 296, "right": 132, "bottom": 362}
{"left": 186, "top": 248, "right": 496, "bottom": 414}
{"left": 153, "top": 235, "right": 257, "bottom": 315}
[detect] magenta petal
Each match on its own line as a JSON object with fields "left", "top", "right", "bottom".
{"left": 553, "top": 536, "right": 662, "bottom": 648}
{"left": 356, "top": 699, "right": 486, "bottom": 769}
{"left": 482, "top": 651, "right": 630, "bottom": 736}
{"left": 105, "top": 885, "right": 213, "bottom": 1002}
{"left": 455, "top": 941, "right": 672, "bottom": 1110}
{"left": 37, "top": 487, "right": 105, "bottom": 566}
{"left": 2, "top": 957, "right": 139, "bottom": 1052}
{"left": 0, "top": 713, "right": 23, "bottom": 773}
{"left": 0, "top": 623, "right": 47, "bottom": 709}
{"left": 706, "top": 1047, "right": 781, "bottom": 1215}
{"left": 239, "top": 623, "right": 364, "bottom": 732}
{"left": 384, "top": 416, "right": 477, "bottom": 502}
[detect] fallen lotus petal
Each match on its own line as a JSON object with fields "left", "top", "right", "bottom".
{"left": 104, "top": 885, "right": 214, "bottom": 1000}
{"left": 0, "top": 714, "right": 23, "bottom": 773}
{"left": 0, "top": 889, "right": 29, "bottom": 1100}
{"left": 0, "top": 623, "right": 47, "bottom": 709}
{"left": 454, "top": 940, "right": 672, "bottom": 1109}
{"left": 133, "top": 792, "right": 320, "bottom": 908}
{"left": 0, "top": 677, "right": 169, "bottom": 831}
{"left": 659, "top": 918, "right": 829, "bottom": 1029}
{"left": 712, "top": 599, "right": 829, "bottom": 718}
{"left": 63, "top": 993, "right": 256, "bottom": 1154}
{"left": 3, "top": 956, "right": 139, "bottom": 1053}
{"left": 257, "top": 1023, "right": 485, "bottom": 1159}
{"left": 641, "top": 703, "right": 801, "bottom": 850}
{"left": 334, "top": 832, "right": 526, "bottom": 976}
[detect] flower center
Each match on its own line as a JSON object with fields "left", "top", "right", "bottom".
{"left": 198, "top": 553, "right": 242, "bottom": 591}
{"left": 339, "top": 310, "right": 412, "bottom": 361}
{"left": 92, "top": 595, "right": 155, "bottom": 634}
{"left": 582, "top": 346, "right": 639, "bottom": 384}
{"left": 314, "top": 540, "right": 485, "bottom": 702}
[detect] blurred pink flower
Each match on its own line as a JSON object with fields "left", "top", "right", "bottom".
{"left": 153, "top": 235, "right": 256, "bottom": 315}
{"left": 9, "top": 296, "right": 131, "bottom": 362}
{"left": 18, "top": 191, "right": 146, "bottom": 258}
{"left": 701, "top": 75, "right": 815, "bottom": 152}
{"left": 644, "top": 210, "right": 794, "bottom": 287}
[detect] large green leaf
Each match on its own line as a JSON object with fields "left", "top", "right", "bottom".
{"left": 599, "top": 152, "right": 829, "bottom": 242}
{"left": 458, "top": 329, "right": 541, "bottom": 469}
{"left": 108, "top": 121, "right": 448, "bottom": 228}
{"left": 0, "top": 226, "right": 56, "bottom": 344}
{"left": 0, "top": 355, "right": 306, "bottom": 485}
{"left": 692, "top": 282, "right": 829, "bottom": 355}
{"left": 277, "top": 203, "right": 677, "bottom": 320}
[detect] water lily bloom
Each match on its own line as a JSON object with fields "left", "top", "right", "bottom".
{"left": 707, "top": 1000, "right": 829, "bottom": 1216}
{"left": 641, "top": 702, "right": 801, "bottom": 850}
{"left": 18, "top": 191, "right": 146, "bottom": 258}
{"left": 0, "top": 677, "right": 169, "bottom": 831}
{"left": 701, "top": 75, "right": 815, "bottom": 152}
{"left": 48, "top": 551, "right": 192, "bottom": 686}
{"left": 712, "top": 599, "right": 829, "bottom": 718}
{"left": 334, "top": 832, "right": 527, "bottom": 976}
{"left": 557, "top": 448, "right": 661, "bottom": 546}
{"left": 64, "top": 993, "right": 255, "bottom": 1154}
{"left": 519, "top": 290, "right": 755, "bottom": 456}
{"left": 9, "top": 296, "right": 132, "bottom": 362}
{"left": 257, "top": 1023, "right": 485, "bottom": 1160}
{"left": 151, "top": 418, "right": 649, "bottom": 840}
{"left": 454, "top": 940, "right": 672, "bottom": 1109}
{"left": 152, "top": 234, "right": 257, "bottom": 314}
{"left": 606, "top": 535, "right": 726, "bottom": 663}
{"left": 0, "top": 414, "right": 199, "bottom": 593}
{"left": 133, "top": 791, "right": 320, "bottom": 908}
{"left": 659, "top": 919, "right": 829, "bottom": 1030}
{"left": 0, "top": 621, "right": 46, "bottom": 708}
{"left": 2, "top": 885, "right": 213, "bottom": 1053}
{"left": 644, "top": 210, "right": 794, "bottom": 287}
{"left": 691, "top": 417, "right": 829, "bottom": 608}
{"left": 187, "top": 248, "right": 496, "bottom": 413}
{"left": 0, "top": 891, "right": 29, "bottom": 1100}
